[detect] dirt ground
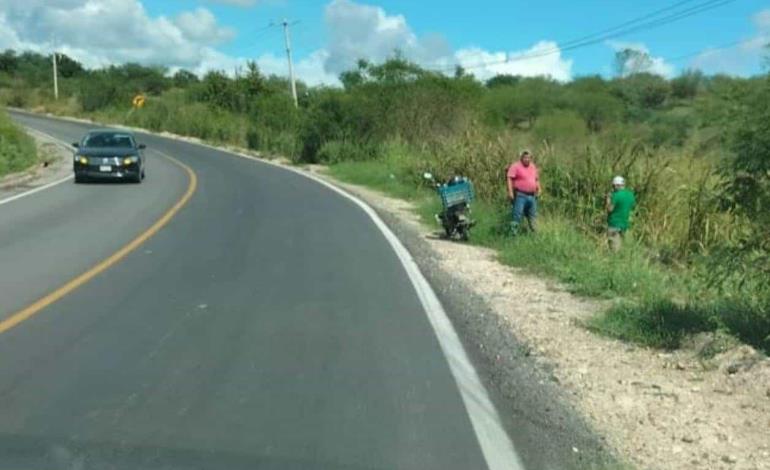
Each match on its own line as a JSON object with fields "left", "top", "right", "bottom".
{"left": 305, "top": 166, "right": 770, "bottom": 470}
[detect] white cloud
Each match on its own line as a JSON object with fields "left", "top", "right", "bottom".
{"left": 255, "top": 50, "right": 340, "bottom": 86}
{"left": 608, "top": 41, "right": 674, "bottom": 78}
{"left": 753, "top": 9, "right": 770, "bottom": 30}
{"left": 322, "top": 0, "right": 450, "bottom": 75}
{"left": 0, "top": 0, "right": 235, "bottom": 70}
{"left": 689, "top": 9, "right": 770, "bottom": 74}
{"left": 321, "top": 0, "right": 570, "bottom": 81}
{"left": 175, "top": 8, "right": 235, "bottom": 44}
{"left": 454, "top": 41, "right": 573, "bottom": 82}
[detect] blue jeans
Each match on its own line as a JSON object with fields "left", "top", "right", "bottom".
{"left": 511, "top": 192, "right": 537, "bottom": 233}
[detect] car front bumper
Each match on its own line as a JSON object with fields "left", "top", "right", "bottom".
{"left": 75, "top": 164, "right": 140, "bottom": 179}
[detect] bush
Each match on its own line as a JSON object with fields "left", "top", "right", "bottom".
{"left": 645, "top": 112, "right": 694, "bottom": 147}
{"left": 317, "top": 140, "right": 381, "bottom": 164}
{"left": 483, "top": 78, "right": 560, "bottom": 128}
{"left": 587, "top": 300, "right": 715, "bottom": 350}
{"left": 671, "top": 70, "right": 703, "bottom": 100}
{"left": 613, "top": 73, "right": 670, "bottom": 109}
{"left": 533, "top": 110, "right": 588, "bottom": 144}
{"left": 0, "top": 109, "right": 37, "bottom": 176}
{"left": 79, "top": 75, "right": 128, "bottom": 112}
{"left": 564, "top": 90, "right": 624, "bottom": 132}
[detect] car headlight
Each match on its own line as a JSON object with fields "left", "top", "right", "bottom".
{"left": 123, "top": 156, "right": 139, "bottom": 165}
{"left": 77, "top": 156, "right": 88, "bottom": 165}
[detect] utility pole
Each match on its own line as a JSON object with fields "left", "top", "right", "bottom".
{"left": 52, "top": 50, "right": 59, "bottom": 100}
{"left": 281, "top": 19, "right": 298, "bottom": 108}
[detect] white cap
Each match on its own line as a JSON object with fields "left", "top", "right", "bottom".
{"left": 612, "top": 176, "right": 625, "bottom": 186}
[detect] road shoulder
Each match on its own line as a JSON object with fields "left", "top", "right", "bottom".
{"left": 0, "top": 127, "right": 72, "bottom": 202}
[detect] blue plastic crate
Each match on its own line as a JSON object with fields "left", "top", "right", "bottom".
{"left": 438, "top": 180, "right": 474, "bottom": 208}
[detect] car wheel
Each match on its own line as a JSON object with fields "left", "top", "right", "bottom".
{"left": 74, "top": 174, "right": 86, "bottom": 184}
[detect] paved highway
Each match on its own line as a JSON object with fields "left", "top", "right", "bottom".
{"left": 0, "top": 112, "right": 520, "bottom": 469}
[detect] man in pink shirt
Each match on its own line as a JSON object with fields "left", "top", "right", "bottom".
{"left": 507, "top": 150, "right": 541, "bottom": 234}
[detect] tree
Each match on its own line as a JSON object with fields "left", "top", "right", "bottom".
{"left": 240, "top": 61, "right": 266, "bottom": 98}
{"left": 173, "top": 69, "right": 199, "bottom": 88}
{"left": 366, "top": 56, "right": 428, "bottom": 84}
{"left": 199, "top": 70, "right": 237, "bottom": 110}
{"left": 568, "top": 75, "right": 610, "bottom": 94}
{"left": 613, "top": 73, "right": 670, "bottom": 109}
{"left": 566, "top": 91, "right": 624, "bottom": 132}
{"left": 708, "top": 76, "right": 770, "bottom": 311}
{"left": 485, "top": 74, "right": 520, "bottom": 88}
{"left": 484, "top": 78, "right": 559, "bottom": 128}
{"left": 56, "top": 53, "right": 84, "bottom": 78}
{"left": 670, "top": 69, "right": 703, "bottom": 100}
{"left": 0, "top": 50, "right": 18, "bottom": 73}
{"left": 107, "top": 63, "right": 169, "bottom": 95}
{"left": 614, "top": 48, "right": 653, "bottom": 77}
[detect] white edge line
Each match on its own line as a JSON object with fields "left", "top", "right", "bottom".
{"left": 204, "top": 146, "right": 525, "bottom": 470}
{"left": 15, "top": 113, "right": 524, "bottom": 469}
{"left": 0, "top": 175, "right": 73, "bottom": 207}
{"left": 0, "top": 128, "right": 74, "bottom": 207}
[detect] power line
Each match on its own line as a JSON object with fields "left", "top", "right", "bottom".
{"left": 667, "top": 35, "right": 769, "bottom": 62}
{"left": 555, "top": 0, "right": 700, "bottom": 50}
{"left": 230, "top": 24, "right": 280, "bottom": 55}
{"left": 433, "top": 0, "right": 737, "bottom": 72}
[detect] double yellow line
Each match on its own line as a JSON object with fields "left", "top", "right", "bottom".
{"left": 0, "top": 153, "right": 198, "bottom": 335}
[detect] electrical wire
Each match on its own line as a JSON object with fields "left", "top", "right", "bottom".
{"left": 667, "top": 36, "right": 768, "bottom": 62}
{"left": 432, "top": 0, "right": 738, "bottom": 72}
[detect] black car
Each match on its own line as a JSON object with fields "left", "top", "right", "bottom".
{"left": 73, "top": 129, "right": 146, "bottom": 183}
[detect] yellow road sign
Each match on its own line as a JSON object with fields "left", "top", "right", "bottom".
{"left": 132, "top": 95, "right": 146, "bottom": 108}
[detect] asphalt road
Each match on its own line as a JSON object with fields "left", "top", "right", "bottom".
{"left": 0, "top": 112, "right": 513, "bottom": 469}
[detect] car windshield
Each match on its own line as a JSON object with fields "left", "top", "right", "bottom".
{"left": 82, "top": 132, "right": 135, "bottom": 148}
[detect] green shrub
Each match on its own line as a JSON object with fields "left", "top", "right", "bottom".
{"left": 587, "top": 300, "right": 715, "bottom": 350}
{"left": 671, "top": 70, "right": 703, "bottom": 100}
{"left": 613, "top": 73, "right": 670, "bottom": 109}
{"left": 646, "top": 112, "right": 694, "bottom": 147}
{"left": 0, "top": 109, "right": 37, "bottom": 176}
{"left": 564, "top": 90, "right": 624, "bottom": 132}
{"left": 317, "top": 140, "right": 381, "bottom": 164}
{"left": 533, "top": 110, "right": 588, "bottom": 144}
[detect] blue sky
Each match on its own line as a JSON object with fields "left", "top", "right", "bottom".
{"left": 2, "top": 0, "right": 768, "bottom": 84}
{"left": 161, "top": 0, "right": 769, "bottom": 80}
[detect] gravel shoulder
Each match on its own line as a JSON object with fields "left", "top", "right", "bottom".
{"left": 0, "top": 127, "right": 72, "bottom": 200}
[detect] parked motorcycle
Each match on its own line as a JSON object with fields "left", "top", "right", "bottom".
{"left": 424, "top": 173, "right": 476, "bottom": 241}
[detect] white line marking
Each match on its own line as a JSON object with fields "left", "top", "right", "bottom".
{"left": 0, "top": 174, "right": 73, "bottom": 207}
{"left": 15, "top": 113, "right": 524, "bottom": 469}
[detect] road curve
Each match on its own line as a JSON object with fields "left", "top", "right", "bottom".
{"left": 0, "top": 112, "right": 502, "bottom": 469}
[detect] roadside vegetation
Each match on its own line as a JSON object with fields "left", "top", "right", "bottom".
{"left": 0, "top": 107, "right": 37, "bottom": 178}
{"left": 1, "top": 48, "right": 768, "bottom": 353}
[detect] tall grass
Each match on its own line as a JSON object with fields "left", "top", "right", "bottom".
{"left": 0, "top": 108, "right": 37, "bottom": 177}
{"left": 327, "top": 140, "right": 769, "bottom": 354}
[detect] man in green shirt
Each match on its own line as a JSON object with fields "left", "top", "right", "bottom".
{"left": 605, "top": 176, "right": 636, "bottom": 251}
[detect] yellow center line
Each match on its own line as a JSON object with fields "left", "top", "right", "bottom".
{"left": 0, "top": 152, "right": 198, "bottom": 335}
